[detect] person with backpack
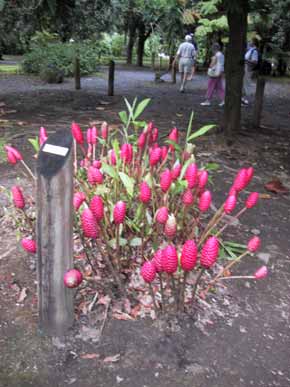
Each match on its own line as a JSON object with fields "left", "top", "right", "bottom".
{"left": 242, "top": 38, "right": 259, "bottom": 105}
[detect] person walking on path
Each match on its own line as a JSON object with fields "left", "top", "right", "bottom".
{"left": 242, "top": 38, "right": 259, "bottom": 105}
{"left": 173, "top": 35, "right": 196, "bottom": 93}
{"left": 201, "top": 43, "right": 225, "bottom": 106}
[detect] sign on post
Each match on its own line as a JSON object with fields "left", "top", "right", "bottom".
{"left": 37, "top": 129, "right": 74, "bottom": 336}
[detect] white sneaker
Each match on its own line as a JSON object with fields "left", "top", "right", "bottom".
{"left": 241, "top": 98, "right": 249, "bottom": 105}
{"left": 201, "top": 101, "right": 211, "bottom": 106}
{"left": 219, "top": 101, "right": 225, "bottom": 107}
{"left": 180, "top": 86, "right": 185, "bottom": 93}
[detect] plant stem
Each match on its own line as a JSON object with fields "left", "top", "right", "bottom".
{"left": 149, "top": 283, "right": 158, "bottom": 317}
{"left": 73, "top": 139, "right": 77, "bottom": 174}
{"left": 158, "top": 273, "right": 165, "bottom": 312}
{"left": 192, "top": 268, "right": 205, "bottom": 299}
{"left": 93, "top": 144, "right": 96, "bottom": 161}
{"left": 178, "top": 271, "right": 188, "bottom": 312}
{"left": 20, "top": 160, "right": 36, "bottom": 180}
{"left": 198, "top": 211, "right": 225, "bottom": 247}
{"left": 215, "top": 207, "right": 247, "bottom": 238}
{"left": 170, "top": 276, "right": 178, "bottom": 312}
{"left": 115, "top": 224, "right": 121, "bottom": 269}
{"left": 218, "top": 275, "right": 254, "bottom": 280}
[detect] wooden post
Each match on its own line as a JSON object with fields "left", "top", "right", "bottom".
{"left": 37, "top": 129, "right": 74, "bottom": 336}
{"left": 252, "top": 76, "right": 266, "bottom": 129}
{"left": 171, "top": 64, "right": 177, "bottom": 84}
{"left": 74, "top": 56, "right": 81, "bottom": 90}
{"left": 108, "top": 60, "right": 115, "bottom": 96}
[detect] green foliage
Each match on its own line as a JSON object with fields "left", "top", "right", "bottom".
{"left": 22, "top": 41, "right": 108, "bottom": 76}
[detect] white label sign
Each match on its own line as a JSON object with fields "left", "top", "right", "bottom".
{"left": 42, "top": 144, "right": 69, "bottom": 157}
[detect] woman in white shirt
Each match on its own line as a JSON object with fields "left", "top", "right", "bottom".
{"left": 201, "top": 43, "right": 225, "bottom": 107}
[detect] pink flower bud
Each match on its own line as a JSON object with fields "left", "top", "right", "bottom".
{"left": 245, "top": 192, "right": 259, "bottom": 209}
{"left": 93, "top": 160, "right": 102, "bottom": 169}
{"left": 233, "top": 168, "right": 248, "bottom": 192}
{"left": 39, "top": 127, "right": 48, "bottom": 145}
{"left": 21, "top": 238, "right": 37, "bottom": 254}
{"left": 155, "top": 207, "right": 168, "bottom": 224}
{"left": 181, "top": 240, "right": 198, "bottom": 271}
{"left": 81, "top": 208, "right": 99, "bottom": 238}
{"left": 7, "top": 151, "right": 17, "bottom": 164}
{"left": 4, "top": 145, "right": 23, "bottom": 161}
{"left": 86, "top": 128, "right": 92, "bottom": 144}
{"left": 246, "top": 167, "right": 254, "bottom": 185}
{"left": 149, "top": 147, "right": 162, "bottom": 167}
{"left": 152, "top": 249, "right": 163, "bottom": 273}
{"left": 201, "top": 237, "right": 219, "bottom": 268}
{"left": 91, "top": 126, "right": 98, "bottom": 144}
{"left": 254, "top": 266, "right": 268, "bottom": 279}
{"left": 185, "top": 163, "right": 198, "bottom": 189}
{"left": 161, "top": 146, "right": 168, "bottom": 161}
{"left": 198, "top": 190, "right": 212, "bottom": 212}
{"left": 139, "top": 182, "right": 151, "bottom": 203}
{"left": 164, "top": 214, "right": 177, "bottom": 239}
{"left": 108, "top": 149, "right": 117, "bottom": 165}
{"left": 162, "top": 245, "right": 178, "bottom": 274}
{"left": 73, "top": 192, "right": 86, "bottom": 211}
{"left": 11, "top": 186, "right": 25, "bottom": 209}
{"left": 152, "top": 127, "right": 158, "bottom": 142}
{"left": 71, "top": 122, "right": 84, "bottom": 144}
{"left": 198, "top": 170, "right": 208, "bottom": 189}
{"left": 90, "top": 195, "right": 104, "bottom": 222}
{"left": 146, "top": 122, "right": 154, "bottom": 133}
{"left": 171, "top": 162, "right": 182, "bottom": 181}
{"left": 87, "top": 166, "right": 103, "bottom": 185}
{"left": 247, "top": 236, "right": 261, "bottom": 252}
{"left": 101, "top": 122, "right": 108, "bottom": 140}
{"left": 141, "top": 261, "right": 156, "bottom": 283}
{"left": 113, "top": 201, "right": 126, "bottom": 224}
{"left": 160, "top": 169, "right": 172, "bottom": 193}
{"left": 138, "top": 132, "right": 147, "bottom": 149}
{"left": 64, "top": 269, "right": 83, "bottom": 288}
{"left": 224, "top": 195, "right": 237, "bottom": 214}
{"left": 120, "top": 143, "right": 133, "bottom": 164}
{"left": 182, "top": 189, "right": 194, "bottom": 206}
{"left": 168, "top": 127, "right": 178, "bottom": 151}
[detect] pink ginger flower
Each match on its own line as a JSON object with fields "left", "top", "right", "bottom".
{"left": 182, "top": 189, "right": 194, "bottom": 206}
{"left": 7, "top": 150, "right": 17, "bottom": 164}
{"left": 247, "top": 236, "right": 261, "bottom": 253}
{"left": 108, "top": 149, "right": 117, "bottom": 165}
{"left": 161, "top": 146, "right": 168, "bottom": 161}
{"left": 87, "top": 166, "right": 103, "bottom": 185}
{"left": 160, "top": 169, "right": 172, "bottom": 193}
{"left": 168, "top": 127, "right": 178, "bottom": 151}
{"left": 90, "top": 195, "right": 104, "bottom": 222}
{"left": 198, "top": 170, "right": 208, "bottom": 189}
{"left": 152, "top": 127, "right": 159, "bottom": 142}
{"left": 4, "top": 145, "right": 23, "bottom": 161}
{"left": 141, "top": 261, "right": 156, "bottom": 283}
{"left": 113, "top": 201, "right": 126, "bottom": 224}
{"left": 138, "top": 132, "right": 147, "bottom": 149}
{"left": 139, "top": 182, "right": 151, "bottom": 204}
{"left": 64, "top": 269, "right": 83, "bottom": 288}
{"left": 152, "top": 249, "right": 163, "bottom": 273}
{"left": 73, "top": 192, "right": 86, "bottom": 211}
{"left": 233, "top": 168, "right": 248, "bottom": 192}
{"left": 21, "top": 238, "right": 37, "bottom": 254}
{"left": 224, "top": 194, "right": 237, "bottom": 214}
{"left": 198, "top": 190, "right": 212, "bottom": 212}
{"left": 101, "top": 122, "right": 109, "bottom": 140}
{"left": 246, "top": 167, "right": 254, "bottom": 185}
{"left": 120, "top": 143, "right": 133, "bottom": 164}
{"left": 162, "top": 245, "right": 178, "bottom": 274}
{"left": 146, "top": 122, "right": 154, "bottom": 133}
{"left": 81, "top": 208, "right": 99, "bottom": 238}
{"left": 71, "top": 122, "right": 84, "bottom": 144}
{"left": 171, "top": 162, "right": 182, "bottom": 181}
{"left": 86, "top": 128, "right": 92, "bottom": 144}
{"left": 39, "top": 127, "right": 48, "bottom": 145}
{"left": 93, "top": 160, "right": 102, "bottom": 169}
{"left": 181, "top": 240, "right": 198, "bottom": 271}
{"left": 164, "top": 214, "right": 177, "bottom": 239}
{"left": 155, "top": 207, "right": 168, "bottom": 224}
{"left": 254, "top": 266, "right": 268, "bottom": 279}
{"left": 200, "top": 236, "right": 219, "bottom": 269}
{"left": 185, "top": 163, "right": 198, "bottom": 189}
{"left": 245, "top": 192, "right": 259, "bottom": 209}
{"left": 91, "top": 126, "right": 98, "bottom": 144}
{"left": 11, "top": 186, "right": 25, "bottom": 209}
{"left": 149, "top": 147, "right": 162, "bottom": 167}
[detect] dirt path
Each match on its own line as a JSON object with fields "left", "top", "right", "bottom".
{"left": 0, "top": 68, "right": 290, "bottom": 387}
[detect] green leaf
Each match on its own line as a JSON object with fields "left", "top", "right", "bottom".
{"left": 165, "top": 139, "right": 182, "bottom": 153}
{"left": 124, "top": 98, "right": 133, "bottom": 118}
{"left": 145, "top": 209, "right": 153, "bottom": 225}
{"left": 187, "top": 125, "right": 215, "bottom": 142}
{"left": 28, "top": 137, "right": 40, "bottom": 153}
{"left": 101, "top": 163, "right": 118, "bottom": 179}
{"left": 129, "top": 237, "right": 142, "bottom": 247}
{"left": 119, "top": 172, "right": 135, "bottom": 197}
{"left": 203, "top": 163, "right": 220, "bottom": 171}
{"left": 119, "top": 111, "right": 128, "bottom": 125}
{"left": 108, "top": 238, "right": 128, "bottom": 249}
{"left": 185, "top": 111, "right": 195, "bottom": 142}
{"left": 133, "top": 98, "right": 151, "bottom": 120}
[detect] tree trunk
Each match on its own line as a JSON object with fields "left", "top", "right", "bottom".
{"left": 137, "top": 22, "right": 146, "bottom": 67}
{"left": 223, "top": 1, "right": 248, "bottom": 141}
{"left": 127, "top": 22, "right": 136, "bottom": 64}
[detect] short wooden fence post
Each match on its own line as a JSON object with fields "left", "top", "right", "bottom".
{"left": 108, "top": 60, "right": 115, "bottom": 96}
{"left": 172, "top": 64, "right": 177, "bottom": 84}
{"left": 37, "top": 129, "right": 74, "bottom": 336}
{"left": 74, "top": 56, "right": 81, "bottom": 90}
{"left": 252, "top": 76, "right": 266, "bottom": 129}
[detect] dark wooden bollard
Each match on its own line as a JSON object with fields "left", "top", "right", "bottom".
{"left": 37, "top": 129, "right": 74, "bottom": 336}
{"left": 74, "top": 56, "right": 81, "bottom": 90}
{"left": 252, "top": 76, "right": 266, "bottom": 129}
{"left": 108, "top": 60, "right": 115, "bottom": 96}
{"left": 171, "top": 64, "right": 177, "bottom": 84}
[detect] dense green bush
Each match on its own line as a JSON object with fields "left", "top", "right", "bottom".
{"left": 22, "top": 41, "right": 110, "bottom": 77}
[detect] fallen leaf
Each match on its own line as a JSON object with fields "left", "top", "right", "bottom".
{"left": 17, "top": 287, "right": 28, "bottom": 303}
{"left": 103, "top": 354, "right": 121, "bottom": 363}
{"left": 97, "top": 295, "right": 111, "bottom": 306}
{"left": 264, "top": 179, "right": 289, "bottom": 194}
{"left": 259, "top": 193, "right": 272, "bottom": 199}
{"left": 96, "top": 107, "right": 105, "bottom": 111}
{"left": 80, "top": 353, "right": 100, "bottom": 360}
{"left": 112, "top": 312, "right": 134, "bottom": 321}
{"left": 123, "top": 298, "right": 131, "bottom": 314}
{"left": 130, "top": 304, "right": 141, "bottom": 319}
